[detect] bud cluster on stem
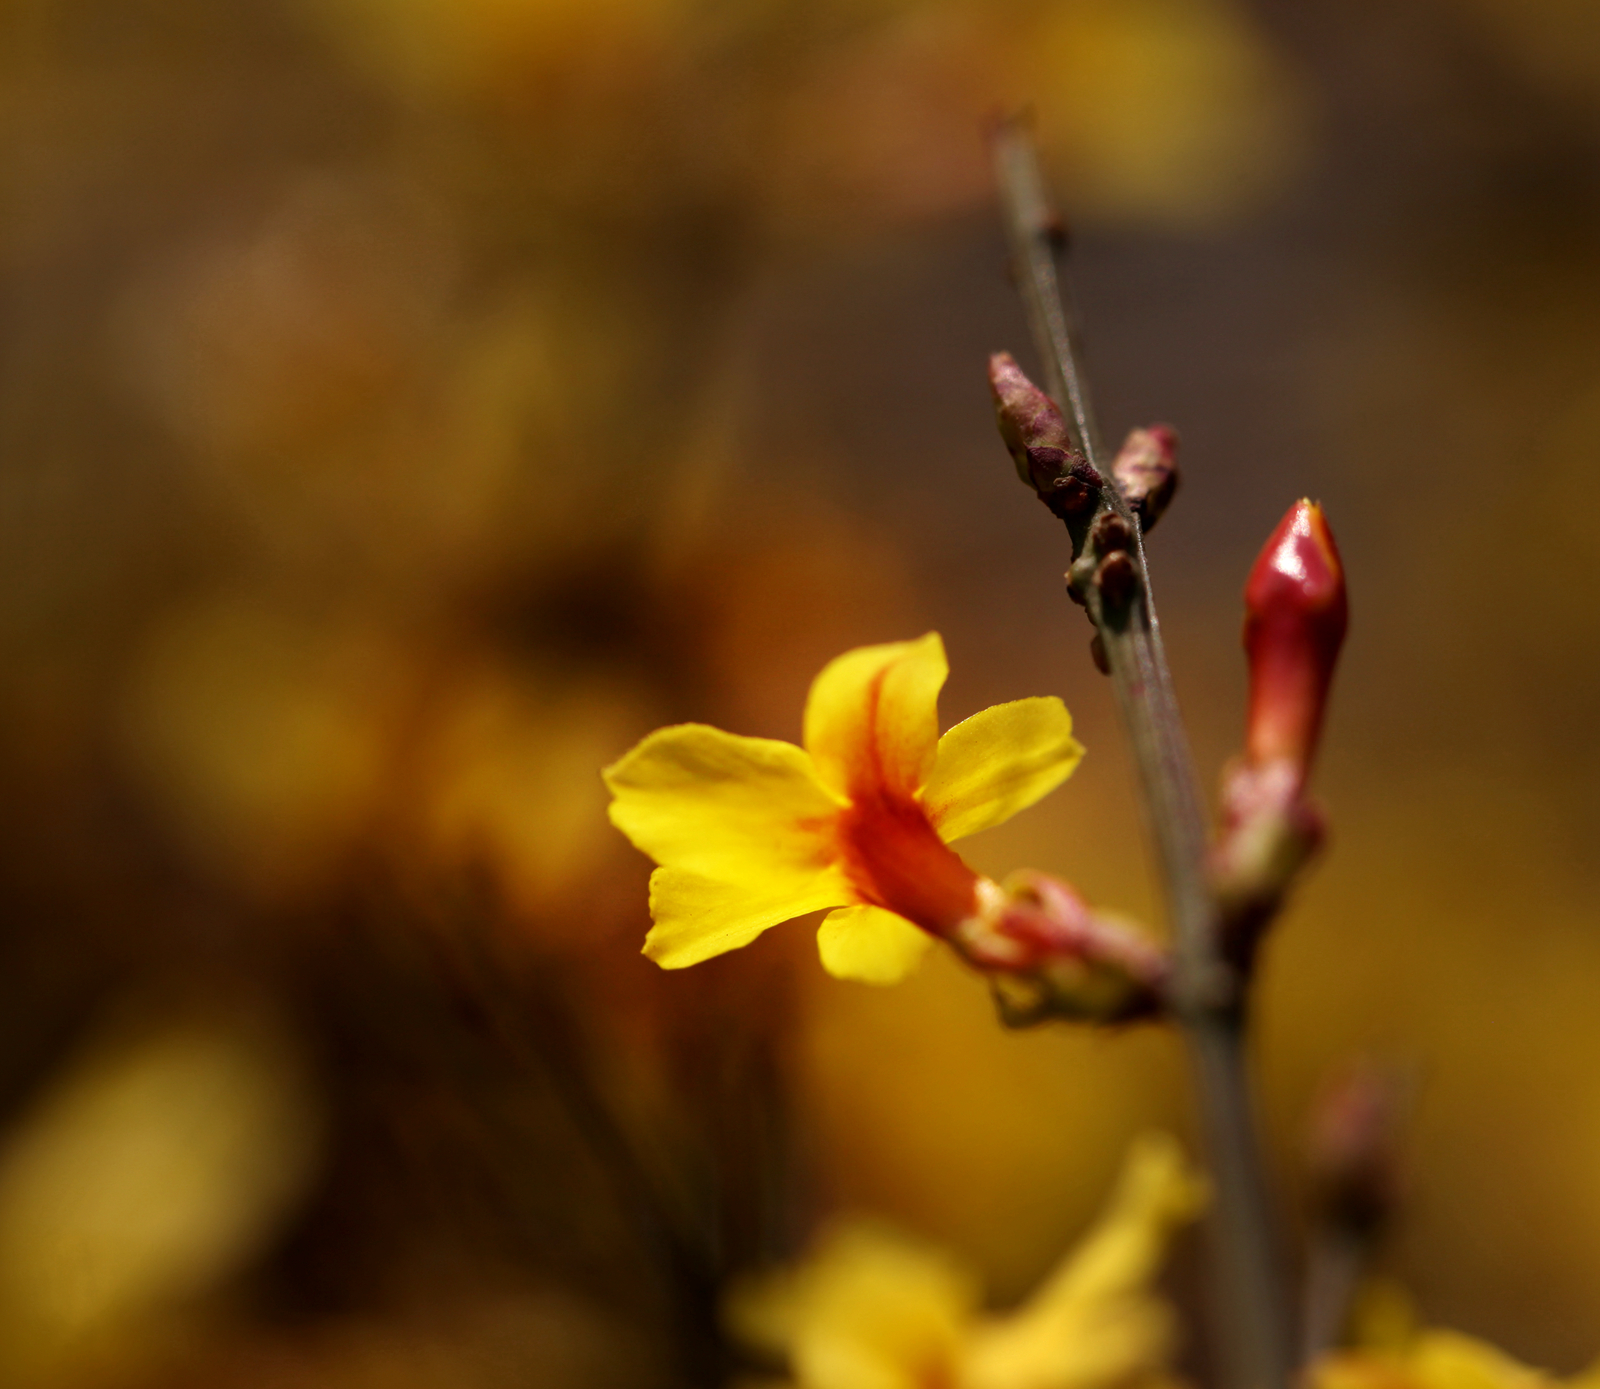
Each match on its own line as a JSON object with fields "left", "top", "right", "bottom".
{"left": 989, "top": 351, "right": 1350, "bottom": 1009}
{"left": 989, "top": 353, "right": 1181, "bottom": 681}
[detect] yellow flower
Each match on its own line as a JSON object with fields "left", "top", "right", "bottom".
{"left": 1311, "top": 1284, "right": 1600, "bottom": 1389}
{"left": 603, "top": 633, "right": 1083, "bottom": 984}
{"left": 725, "top": 1133, "right": 1206, "bottom": 1389}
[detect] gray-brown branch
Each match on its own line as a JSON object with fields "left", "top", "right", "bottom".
{"left": 991, "top": 115, "right": 1294, "bottom": 1389}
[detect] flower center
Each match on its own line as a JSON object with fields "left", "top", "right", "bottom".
{"left": 834, "top": 789, "right": 981, "bottom": 938}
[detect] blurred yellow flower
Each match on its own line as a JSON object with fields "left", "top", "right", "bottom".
{"left": 0, "top": 1006, "right": 319, "bottom": 1388}
{"left": 1312, "top": 1284, "right": 1600, "bottom": 1389}
{"left": 725, "top": 1132, "right": 1205, "bottom": 1389}
{"left": 603, "top": 633, "right": 1082, "bottom": 984}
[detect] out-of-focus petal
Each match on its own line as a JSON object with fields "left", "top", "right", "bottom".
{"left": 642, "top": 867, "right": 848, "bottom": 969}
{"left": 817, "top": 905, "right": 932, "bottom": 985}
{"left": 0, "top": 1009, "right": 318, "bottom": 1384}
{"left": 921, "top": 697, "right": 1083, "bottom": 843}
{"left": 725, "top": 1220, "right": 977, "bottom": 1389}
{"left": 962, "top": 1133, "right": 1205, "bottom": 1389}
{"left": 802, "top": 634, "right": 947, "bottom": 800}
{"left": 1314, "top": 1286, "right": 1582, "bottom": 1389}
{"left": 604, "top": 723, "right": 842, "bottom": 889}
{"left": 1316, "top": 1331, "right": 1560, "bottom": 1389}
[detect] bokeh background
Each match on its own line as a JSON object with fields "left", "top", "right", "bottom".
{"left": 2, "top": 0, "right": 1600, "bottom": 1383}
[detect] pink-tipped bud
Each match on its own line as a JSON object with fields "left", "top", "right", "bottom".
{"left": 1243, "top": 500, "right": 1347, "bottom": 778}
{"left": 989, "top": 351, "right": 1070, "bottom": 457}
{"left": 988, "top": 352, "right": 1095, "bottom": 516}
{"left": 1111, "top": 425, "right": 1180, "bottom": 530}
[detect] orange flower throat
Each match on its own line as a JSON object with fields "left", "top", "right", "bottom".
{"left": 834, "top": 789, "right": 982, "bottom": 939}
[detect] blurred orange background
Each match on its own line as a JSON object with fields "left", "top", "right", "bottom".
{"left": 2, "top": 0, "right": 1599, "bottom": 1383}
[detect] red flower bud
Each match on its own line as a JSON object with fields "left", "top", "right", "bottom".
{"left": 1243, "top": 500, "right": 1347, "bottom": 778}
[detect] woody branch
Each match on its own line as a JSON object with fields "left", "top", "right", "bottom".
{"left": 990, "top": 117, "right": 1294, "bottom": 1389}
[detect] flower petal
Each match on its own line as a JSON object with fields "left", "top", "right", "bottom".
{"left": 816, "top": 905, "right": 932, "bottom": 985}
{"left": 724, "top": 1221, "right": 977, "bottom": 1389}
{"left": 644, "top": 867, "right": 849, "bottom": 969}
{"left": 921, "top": 697, "right": 1084, "bottom": 842}
{"left": 1313, "top": 1330, "right": 1556, "bottom": 1389}
{"left": 962, "top": 1133, "right": 1205, "bottom": 1389}
{"left": 802, "top": 633, "right": 948, "bottom": 800}
{"left": 1028, "top": 1132, "right": 1207, "bottom": 1312}
{"left": 604, "top": 723, "right": 842, "bottom": 888}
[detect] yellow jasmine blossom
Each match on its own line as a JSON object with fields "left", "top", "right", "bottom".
{"left": 602, "top": 633, "right": 1083, "bottom": 984}
{"left": 725, "top": 1133, "right": 1206, "bottom": 1389}
{"left": 1312, "top": 1285, "right": 1600, "bottom": 1389}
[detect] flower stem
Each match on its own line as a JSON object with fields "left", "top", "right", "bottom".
{"left": 992, "top": 116, "right": 1294, "bottom": 1389}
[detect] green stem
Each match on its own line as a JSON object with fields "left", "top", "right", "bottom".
{"left": 992, "top": 116, "right": 1294, "bottom": 1389}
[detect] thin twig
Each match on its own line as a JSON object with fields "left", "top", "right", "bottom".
{"left": 1302, "top": 1227, "right": 1366, "bottom": 1360}
{"left": 993, "top": 127, "right": 1104, "bottom": 466}
{"left": 992, "top": 116, "right": 1294, "bottom": 1389}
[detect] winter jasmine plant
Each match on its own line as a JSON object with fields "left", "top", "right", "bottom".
{"left": 600, "top": 119, "right": 1578, "bottom": 1389}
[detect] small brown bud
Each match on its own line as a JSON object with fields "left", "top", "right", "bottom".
{"left": 1090, "top": 511, "right": 1133, "bottom": 555}
{"left": 989, "top": 352, "right": 1076, "bottom": 488}
{"left": 1112, "top": 425, "right": 1181, "bottom": 530}
{"left": 1048, "top": 473, "right": 1095, "bottom": 516}
{"left": 1306, "top": 1061, "right": 1410, "bottom": 1237}
{"left": 1095, "top": 551, "right": 1138, "bottom": 608}
{"left": 1089, "top": 632, "right": 1110, "bottom": 674}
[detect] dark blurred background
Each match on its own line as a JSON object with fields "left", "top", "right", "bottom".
{"left": 2, "top": 0, "right": 1600, "bottom": 1383}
